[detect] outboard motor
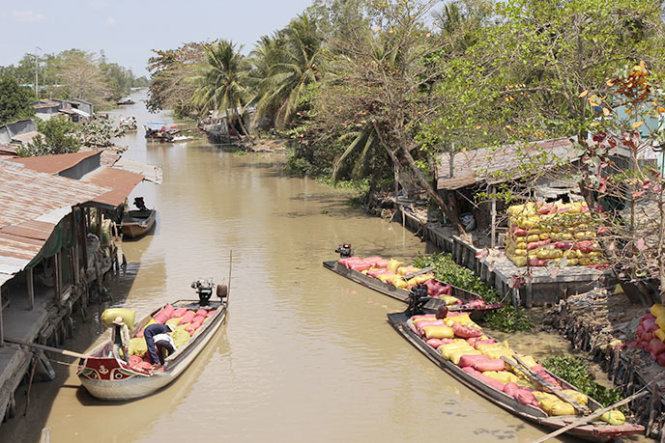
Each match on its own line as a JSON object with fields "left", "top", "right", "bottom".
{"left": 405, "top": 284, "right": 431, "bottom": 316}
{"left": 335, "top": 243, "right": 353, "bottom": 258}
{"left": 191, "top": 279, "right": 215, "bottom": 306}
{"left": 134, "top": 197, "right": 147, "bottom": 211}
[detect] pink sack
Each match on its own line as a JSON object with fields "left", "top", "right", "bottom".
{"left": 416, "top": 320, "right": 445, "bottom": 334}
{"left": 195, "top": 309, "right": 208, "bottom": 317}
{"left": 350, "top": 262, "right": 372, "bottom": 272}
{"left": 458, "top": 355, "right": 488, "bottom": 368}
{"left": 462, "top": 367, "right": 505, "bottom": 391}
{"left": 206, "top": 309, "right": 217, "bottom": 317}
{"left": 532, "top": 365, "right": 561, "bottom": 389}
{"left": 658, "top": 353, "right": 665, "bottom": 367}
{"left": 367, "top": 268, "right": 389, "bottom": 278}
{"left": 180, "top": 311, "right": 196, "bottom": 324}
{"left": 642, "top": 317, "right": 658, "bottom": 333}
{"left": 467, "top": 337, "right": 496, "bottom": 348}
{"left": 474, "top": 358, "right": 506, "bottom": 372}
{"left": 411, "top": 314, "right": 436, "bottom": 322}
{"left": 452, "top": 323, "right": 483, "bottom": 339}
{"left": 172, "top": 308, "right": 187, "bottom": 318}
{"left": 426, "top": 338, "right": 453, "bottom": 349}
{"left": 153, "top": 312, "right": 169, "bottom": 324}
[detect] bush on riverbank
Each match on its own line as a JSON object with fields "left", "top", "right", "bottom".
{"left": 414, "top": 253, "right": 532, "bottom": 333}
{"left": 542, "top": 355, "right": 623, "bottom": 407}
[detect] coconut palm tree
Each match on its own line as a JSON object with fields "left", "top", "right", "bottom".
{"left": 252, "top": 15, "right": 322, "bottom": 129}
{"left": 194, "top": 40, "right": 251, "bottom": 135}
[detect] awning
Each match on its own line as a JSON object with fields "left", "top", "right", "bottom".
{"left": 82, "top": 167, "right": 144, "bottom": 207}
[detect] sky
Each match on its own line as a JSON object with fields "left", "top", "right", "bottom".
{"left": 0, "top": 0, "right": 313, "bottom": 75}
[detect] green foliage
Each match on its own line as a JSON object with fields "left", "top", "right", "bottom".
{"left": 414, "top": 253, "right": 532, "bottom": 332}
{"left": 0, "top": 76, "right": 35, "bottom": 125}
{"left": 542, "top": 356, "right": 623, "bottom": 407}
{"left": 18, "top": 116, "right": 80, "bottom": 156}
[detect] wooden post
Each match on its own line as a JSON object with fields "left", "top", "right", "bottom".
{"left": 490, "top": 185, "right": 497, "bottom": 248}
{"left": 0, "top": 285, "right": 4, "bottom": 347}
{"left": 27, "top": 267, "right": 34, "bottom": 310}
{"left": 54, "top": 253, "right": 61, "bottom": 306}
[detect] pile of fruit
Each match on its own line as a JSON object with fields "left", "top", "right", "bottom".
{"left": 126, "top": 305, "right": 216, "bottom": 372}
{"left": 408, "top": 312, "right": 625, "bottom": 424}
{"left": 505, "top": 201, "right": 606, "bottom": 268}
{"left": 630, "top": 304, "right": 665, "bottom": 367}
{"left": 338, "top": 256, "right": 461, "bottom": 305}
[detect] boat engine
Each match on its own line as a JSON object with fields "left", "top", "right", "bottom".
{"left": 191, "top": 279, "right": 215, "bottom": 306}
{"left": 335, "top": 243, "right": 353, "bottom": 258}
{"left": 406, "top": 284, "right": 430, "bottom": 316}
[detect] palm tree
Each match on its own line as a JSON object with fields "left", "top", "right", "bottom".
{"left": 194, "top": 40, "right": 251, "bottom": 135}
{"left": 252, "top": 15, "right": 322, "bottom": 129}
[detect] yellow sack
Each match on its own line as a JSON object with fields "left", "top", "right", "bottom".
{"left": 166, "top": 318, "right": 181, "bottom": 329}
{"left": 533, "top": 392, "right": 575, "bottom": 416}
{"left": 377, "top": 273, "right": 397, "bottom": 283}
{"left": 392, "top": 278, "right": 408, "bottom": 289}
{"left": 527, "top": 235, "right": 540, "bottom": 243}
{"left": 438, "top": 342, "right": 476, "bottom": 363}
{"left": 600, "top": 410, "right": 626, "bottom": 426}
{"left": 448, "top": 349, "right": 481, "bottom": 365}
{"left": 651, "top": 304, "right": 665, "bottom": 319}
{"left": 387, "top": 259, "right": 402, "bottom": 273}
{"left": 172, "top": 327, "right": 191, "bottom": 349}
{"left": 654, "top": 328, "right": 665, "bottom": 342}
{"left": 517, "top": 355, "right": 538, "bottom": 369}
{"left": 128, "top": 337, "right": 148, "bottom": 356}
{"left": 513, "top": 249, "right": 527, "bottom": 257}
{"left": 423, "top": 325, "right": 455, "bottom": 340}
{"left": 477, "top": 342, "right": 514, "bottom": 360}
{"left": 406, "top": 274, "right": 435, "bottom": 287}
{"left": 483, "top": 371, "right": 520, "bottom": 385}
{"left": 561, "top": 389, "right": 588, "bottom": 406}
{"left": 101, "top": 308, "right": 136, "bottom": 329}
{"left": 441, "top": 295, "right": 460, "bottom": 306}
{"left": 512, "top": 256, "right": 528, "bottom": 267}
{"left": 444, "top": 313, "right": 477, "bottom": 328}
{"left": 398, "top": 266, "right": 420, "bottom": 276}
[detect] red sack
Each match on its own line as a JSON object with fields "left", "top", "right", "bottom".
{"left": 437, "top": 285, "right": 453, "bottom": 296}
{"left": 350, "top": 262, "right": 372, "bottom": 272}
{"left": 452, "top": 323, "right": 483, "bottom": 339}
{"left": 642, "top": 317, "right": 658, "bottom": 333}
{"left": 658, "top": 353, "right": 665, "bottom": 367}
{"left": 153, "top": 312, "right": 169, "bottom": 324}
{"left": 531, "top": 365, "right": 561, "bottom": 389}
{"left": 648, "top": 339, "right": 665, "bottom": 357}
{"left": 458, "top": 355, "right": 487, "bottom": 368}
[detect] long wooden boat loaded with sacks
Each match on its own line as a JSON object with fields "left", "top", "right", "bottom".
{"left": 323, "top": 245, "right": 501, "bottom": 319}
{"left": 387, "top": 300, "right": 645, "bottom": 442}
{"left": 78, "top": 278, "right": 229, "bottom": 400}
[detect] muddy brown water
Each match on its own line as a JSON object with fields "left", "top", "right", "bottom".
{"left": 0, "top": 92, "right": 571, "bottom": 442}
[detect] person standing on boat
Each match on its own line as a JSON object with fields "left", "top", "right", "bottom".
{"left": 112, "top": 316, "right": 131, "bottom": 362}
{"left": 144, "top": 323, "right": 176, "bottom": 365}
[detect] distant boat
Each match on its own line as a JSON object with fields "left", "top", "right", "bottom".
{"left": 121, "top": 209, "right": 157, "bottom": 239}
{"left": 117, "top": 99, "right": 135, "bottom": 106}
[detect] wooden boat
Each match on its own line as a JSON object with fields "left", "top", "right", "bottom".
{"left": 121, "top": 209, "right": 156, "bottom": 239}
{"left": 117, "top": 99, "right": 135, "bottom": 105}
{"left": 387, "top": 311, "right": 645, "bottom": 442}
{"left": 78, "top": 297, "right": 228, "bottom": 400}
{"left": 323, "top": 260, "right": 501, "bottom": 318}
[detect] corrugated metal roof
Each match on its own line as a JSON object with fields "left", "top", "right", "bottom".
{"left": 82, "top": 167, "right": 144, "bottom": 207}
{"left": 0, "top": 160, "right": 110, "bottom": 286}
{"left": 0, "top": 144, "right": 17, "bottom": 156}
{"left": 9, "top": 150, "right": 101, "bottom": 175}
{"left": 436, "top": 137, "right": 581, "bottom": 190}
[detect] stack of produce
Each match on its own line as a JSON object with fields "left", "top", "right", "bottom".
{"left": 407, "top": 312, "right": 625, "bottom": 425}
{"left": 338, "top": 256, "right": 459, "bottom": 305}
{"left": 130, "top": 305, "right": 217, "bottom": 359}
{"left": 631, "top": 304, "right": 665, "bottom": 367}
{"left": 505, "top": 201, "right": 605, "bottom": 268}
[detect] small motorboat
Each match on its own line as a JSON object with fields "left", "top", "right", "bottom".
{"left": 323, "top": 245, "right": 501, "bottom": 319}
{"left": 121, "top": 197, "right": 156, "bottom": 239}
{"left": 78, "top": 278, "right": 230, "bottom": 400}
{"left": 117, "top": 98, "right": 135, "bottom": 106}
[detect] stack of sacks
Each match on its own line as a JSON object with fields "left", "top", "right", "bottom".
{"left": 632, "top": 304, "right": 665, "bottom": 367}
{"left": 127, "top": 355, "right": 154, "bottom": 372}
{"left": 505, "top": 201, "right": 605, "bottom": 267}
{"left": 134, "top": 305, "right": 216, "bottom": 340}
{"left": 410, "top": 312, "right": 618, "bottom": 415}
{"left": 128, "top": 337, "right": 148, "bottom": 357}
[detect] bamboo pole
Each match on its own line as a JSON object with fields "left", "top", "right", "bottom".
{"left": 27, "top": 267, "right": 34, "bottom": 310}
{"left": 5, "top": 338, "right": 91, "bottom": 360}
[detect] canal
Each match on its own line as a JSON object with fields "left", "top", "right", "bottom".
{"left": 0, "top": 92, "right": 551, "bottom": 442}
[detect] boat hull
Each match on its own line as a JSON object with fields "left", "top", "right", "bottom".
{"left": 387, "top": 312, "right": 644, "bottom": 442}
{"left": 121, "top": 209, "right": 156, "bottom": 239}
{"left": 79, "top": 300, "right": 227, "bottom": 401}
